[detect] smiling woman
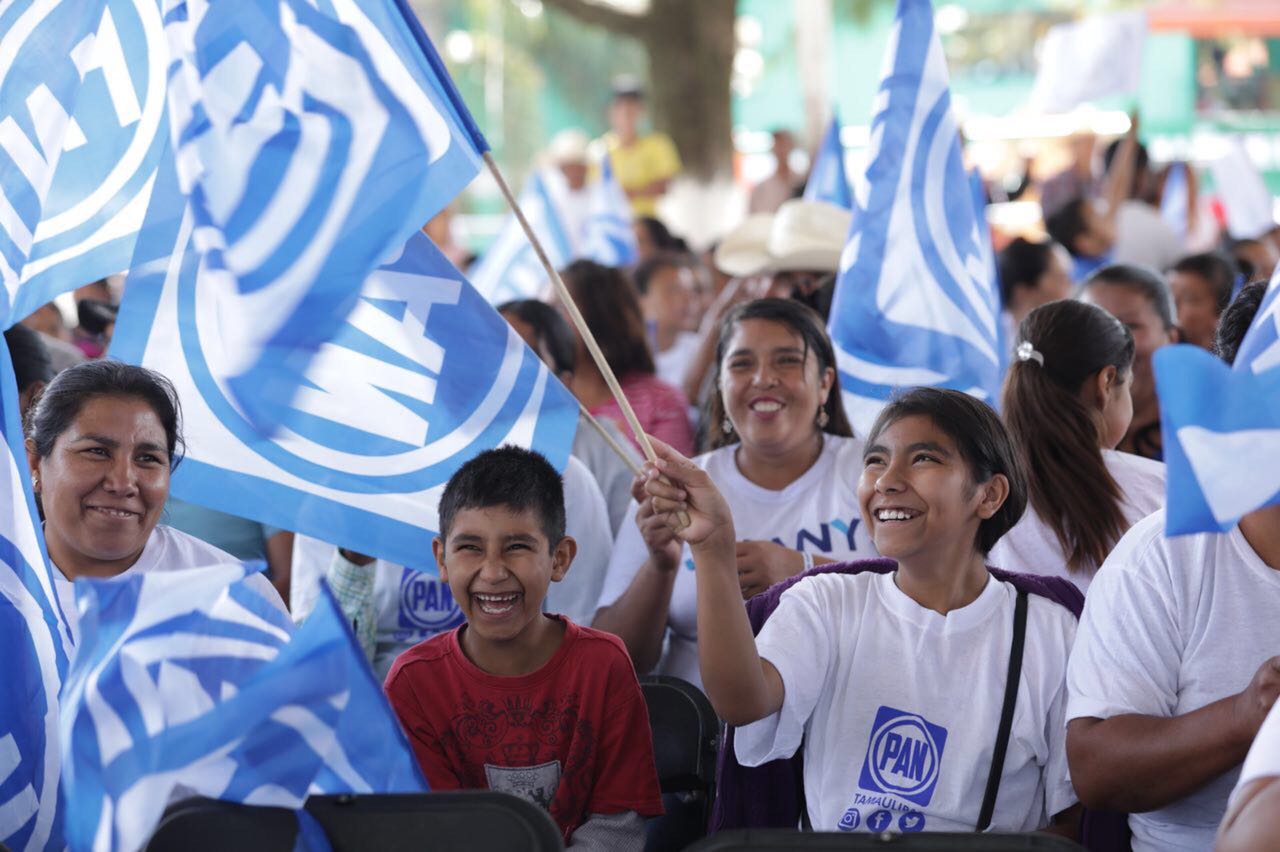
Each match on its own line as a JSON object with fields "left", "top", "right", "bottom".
{"left": 592, "top": 298, "right": 876, "bottom": 687}
{"left": 25, "top": 360, "right": 286, "bottom": 639}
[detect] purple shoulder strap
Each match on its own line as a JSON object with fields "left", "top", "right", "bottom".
{"left": 710, "top": 559, "right": 1084, "bottom": 833}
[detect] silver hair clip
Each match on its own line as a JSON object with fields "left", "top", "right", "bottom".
{"left": 1016, "top": 340, "right": 1044, "bottom": 367}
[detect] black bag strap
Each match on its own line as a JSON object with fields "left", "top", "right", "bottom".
{"left": 976, "top": 588, "right": 1028, "bottom": 832}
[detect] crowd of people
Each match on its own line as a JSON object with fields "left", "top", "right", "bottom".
{"left": 13, "top": 96, "right": 1280, "bottom": 852}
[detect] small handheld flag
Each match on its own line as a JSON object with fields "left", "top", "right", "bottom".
{"left": 803, "top": 115, "right": 853, "bottom": 210}
{"left": 468, "top": 171, "right": 574, "bottom": 304}
{"left": 827, "top": 0, "right": 1001, "bottom": 435}
{"left": 580, "top": 156, "right": 639, "bottom": 266}
{"left": 60, "top": 567, "right": 425, "bottom": 852}
{"left": 1156, "top": 268, "right": 1280, "bottom": 534}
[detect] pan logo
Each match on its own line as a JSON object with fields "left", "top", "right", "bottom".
{"left": 3, "top": 0, "right": 165, "bottom": 304}
{"left": 176, "top": 232, "right": 549, "bottom": 495}
{"left": 397, "top": 568, "right": 464, "bottom": 635}
{"left": 858, "top": 706, "right": 948, "bottom": 807}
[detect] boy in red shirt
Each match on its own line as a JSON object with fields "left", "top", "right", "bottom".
{"left": 384, "top": 446, "right": 663, "bottom": 848}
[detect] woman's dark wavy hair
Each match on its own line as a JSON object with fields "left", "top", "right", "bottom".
{"left": 866, "top": 388, "right": 1027, "bottom": 556}
{"left": 26, "top": 359, "right": 184, "bottom": 470}
{"left": 1002, "top": 300, "right": 1134, "bottom": 574}
{"left": 705, "top": 298, "right": 853, "bottom": 449}
{"left": 559, "top": 259, "right": 655, "bottom": 378}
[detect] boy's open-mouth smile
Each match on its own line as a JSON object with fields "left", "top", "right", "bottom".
{"left": 472, "top": 591, "right": 522, "bottom": 617}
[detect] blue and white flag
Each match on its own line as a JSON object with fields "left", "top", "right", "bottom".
{"left": 579, "top": 155, "right": 638, "bottom": 267}
{"left": 0, "top": 339, "right": 73, "bottom": 850}
{"left": 827, "top": 0, "right": 1001, "bottom": 435}
{"left": 468, "top": 170, "right": 574, "bottom": 304}
{"left": 1156, "top": 268, "right": 1280, "bottom": 534}
{"left": 61, "top": 566, "right": 425, "bottom": 851}
{"left": 803, "top": 115, "right": 853, "bottom": 210}
{"left": 156, "top": 0, "right": 487, "bottom": 435}
{"left": 0, "top": 0, "right": 165, "bottom": 326}
{"left": 1160, "top": 161, "right": 1189, "bottom": 244}
{"left": 111, "top": 160, "right": 578, "bottom": 571}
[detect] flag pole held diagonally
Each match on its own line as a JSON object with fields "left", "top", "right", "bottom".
{"left": 482, "top": 153, "right": 688, "bottom": 526}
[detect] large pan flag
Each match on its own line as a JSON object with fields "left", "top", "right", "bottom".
{"left": 826, "top": 0, "right": 1002, "bottom": 436}
{"left": 1156, "top": 266, "right": 1280, "bottom": 535}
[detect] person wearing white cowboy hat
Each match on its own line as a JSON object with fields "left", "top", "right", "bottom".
{"left": 713, "top": 199, "right": 852, "bottom": 294}
{"left": 543, "top": 128, "right": 593, "bottom": 249}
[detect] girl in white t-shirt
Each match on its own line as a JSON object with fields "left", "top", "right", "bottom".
{"left": 26, "top": 361, "right": 285, "bottom": 641}
{"left": 642, "top": 388, "right": 1080, "bottom": 837}
{"left": 994, "top": 299, "right": 1165, "bottom": 593}
{"left": 593, "top": 299, "right": 875, "bottom": 684}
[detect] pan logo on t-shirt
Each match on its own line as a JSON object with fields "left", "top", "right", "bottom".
{"left": 397, "top": 568, "right": 465, "bottom": 633}
{"left": 858, "top": 706, "right": 948, "bottom": 807}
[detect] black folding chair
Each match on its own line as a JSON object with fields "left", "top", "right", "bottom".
{"left": 640, "top": 675, "right": 721, "bottom": 852}
{"left": 685, "top": 829, "right": 1087, "bottom": 851}
{"left": 145, "top": 791, "right": 564, "bottom": 851}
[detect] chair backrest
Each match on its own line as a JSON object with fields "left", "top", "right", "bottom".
{"left": 641, "top": 674, "right": 720, "bottom": 795}
{"left": 145, "top": 792, "right": 564, "bottom": 852}
{"left": 685, "top": 829, "right": 1087, "bottom": 850}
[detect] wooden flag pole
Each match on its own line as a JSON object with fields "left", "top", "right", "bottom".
{"left": 483, "top": 153, "right": 688, "bottom": 527}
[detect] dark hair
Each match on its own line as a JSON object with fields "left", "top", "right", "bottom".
{"left": 1170, "top": 252, "right": 1238, "bottom": 314}
{"left": 1002, "top": 301, "right": 1135, "bottom": 574}
{"left": 1086, "top": 263, "right": 1176, "bottom": 330}
{"left": 438, "top": 446, "right": 566, "bottom": 548}
{"left": 1227, "top": 237, "right": 1264, "bottom": 282}
{"left": 866, "top": 388, "right": 1026, "bottom": 555}
{"left": 1045, "top": 198, "right": 1091, "bottom": 258}
{"left": 560, "top": 259, "right": 655, "bottom": 377}
{"left": 4, "top": 325, "right": 54, "bottom": 393}
{"left": 1102, "top": 137, "right": 1150, "bottom": 198}
{"left": 706, "top": 298, "right": 853, "bottom": 449}
{"left": 997, "top": 237, "right": 1056, "bottom": 305}
{"left": 634, "top": 217, "right": 683, "bottom": 253}
{"left": 25, "top": 360, "right": 184, "bottom": 469}
{"left": 1215, "top": 280, "right": 1269, "bottom": 366}
{"left": 632, "top": 252, "right": 689, "bottom": 296}
{"left": 497, "top": 299, "right": 576, "bottom": 377}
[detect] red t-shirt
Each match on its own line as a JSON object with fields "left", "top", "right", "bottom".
{"left": 384, "top": 617, "right": 664, "bottom": 842}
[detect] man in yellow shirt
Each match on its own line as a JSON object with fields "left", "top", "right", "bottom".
{"left": 599, "top": 79, "right": 681, "bottom": 218}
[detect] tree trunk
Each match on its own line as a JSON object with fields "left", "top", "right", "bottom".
{"left": 640, "top": 0, "right": 737, "bottom": 182}
{"left": 542, "top": 0, "right": 738, "bottom": 183}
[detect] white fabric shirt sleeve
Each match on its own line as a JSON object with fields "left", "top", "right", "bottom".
{"left": 1066, "top": 542, "right": 1182, "bottom": 722}
{"left": 595, "top": 498, "right": 645, "bottom": 612}
{"left": 1043, "top": 645, "right": 1078, "bottom": 819}
{"left": 545, "top": 456, "right": 615, "bottom": 625}
{"left": 734, "top": 579, "right": 835, "bottom": 767}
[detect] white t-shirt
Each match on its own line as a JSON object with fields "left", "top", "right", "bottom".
{"left": 597, "top": 435, "right": 877, "bottom": 686}
{"left": 653, "top": 331, "right": 702, "bottom": 392}
{"left": 1233, "top": 699, "right": 1280, "bottom": 805}
{"left": 737, "top": 571, "right": 1077, "bottom": 834}
{"left": 989, "top": 449, "right": 1165, "bottom": 594}
{"left": 291, "top": 455, "right": 614, "bottom": 678}
{"left": 1066, "top": 511, "right": 1280, "bottom": 852}
{"left": 53, "top": 524, "right": 287, "bottom": 644}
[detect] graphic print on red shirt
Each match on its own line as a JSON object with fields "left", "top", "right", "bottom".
{"left": 384, "top": 616, "right": 663, "bottom": 841}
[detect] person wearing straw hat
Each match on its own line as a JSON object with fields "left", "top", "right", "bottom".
{"left": 546, "top": 128, "right": 593, "bottom": 250}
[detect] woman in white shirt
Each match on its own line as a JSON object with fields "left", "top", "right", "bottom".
{"left": 641, "top": 388, "right": 1080, "bottom": 836}
{"left": 26, "top": 361, "right": 285, "bottom": 639}
{"left": 593, "top": 298, "right": 875, "bottom": 684}
{"left": 994, "top": 299, "right": 1164, "bottom": 593}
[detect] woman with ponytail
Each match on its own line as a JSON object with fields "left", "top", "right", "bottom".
{"left": 992, "top": 299, "right": 1165, "bottom": 593}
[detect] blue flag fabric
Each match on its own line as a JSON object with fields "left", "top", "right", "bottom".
{"left": 803, "top": 115, "right": 853, "bottom": 210}
{"left": 0, "top": 342, "right": 73, "bottom": 851}
{"left": 827, "top": 0, "right": 1002, "bottom": 435}
{"left": 468, "top": 170, "right": 574, "bottom": 304}
{"left": 111, "top": 160, "right": 578, "bottom": 571}
{"left": 155, "top": 0, "right": 487, "bottom": 436}
{"left": 1156, "top": 268, "right": 1280, "bottom": 534}
{"left": 1160, "top": 161, "right": 1189, "bottom": 244}
{"left": 60, "top": 567, "right": 426, "bottom": 852}
{"left": 580, "top": 155, "right": 639, "bottom": 266}
{"left": 0, "top": 0, "right": 165, "bottom": 325}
